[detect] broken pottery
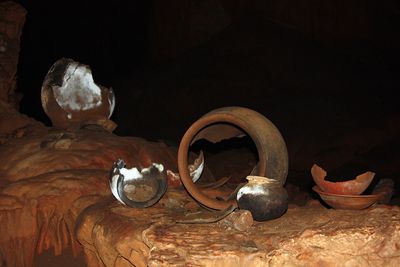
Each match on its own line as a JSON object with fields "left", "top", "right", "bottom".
{"left": 41, "top": 58, "right": 116, "bottom": 131}
{"left": 166, "top": 151, "right": 205, "bottom": 187}
{"left": 237, "top": 176, "right": 288, "bottom": 221}
{"left": 311, "top": 164, "right": 375, "bottom": 195}
{"left": 177, "top": 106, "right": 289, "bottom": 210}
{"left": 110, "top": 159, "right": 167, "bottom": 208}
{"left": 109, "top": 151, "right": 206, "bottom": 208}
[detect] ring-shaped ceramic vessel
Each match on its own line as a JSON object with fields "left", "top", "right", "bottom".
{"left": 177, "top": 107, "right": 288, "bottom": 210}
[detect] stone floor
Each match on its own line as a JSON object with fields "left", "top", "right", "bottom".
{"left": 76, "top": 189, "right": 400, "bottom": 267}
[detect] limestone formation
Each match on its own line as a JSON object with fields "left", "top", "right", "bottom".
{"left": 77, "top": 189, "right": 400, "bottom": 267}
{"left": 0, "top": 1, "right": 26, "bottom": 107}
{"left": 0, "top": 128, "right": 183, "bottom": 267}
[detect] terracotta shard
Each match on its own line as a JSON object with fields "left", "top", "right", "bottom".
{"left": 311, "top": 164, "right": 375, "bottom": 195}
{"left": 165, "top": 151, "right": 205, "bottom": 187}
{"left": 188, "top": 150, "right": 204, "bottom": 183}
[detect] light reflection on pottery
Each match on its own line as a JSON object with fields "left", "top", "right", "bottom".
{"left": 237, "top": 176, "right": 288, "bottom": 221}
{"left": 109, "top": 159, "right": 167, "bottom": 208}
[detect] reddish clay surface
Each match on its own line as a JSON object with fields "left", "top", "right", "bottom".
{"left": 311, "top": 164, "right": 375, "bottom": 195}
{"left": 312, "top": 186, "right": 382, "bottom": 210}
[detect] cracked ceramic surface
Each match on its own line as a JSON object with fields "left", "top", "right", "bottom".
{"left": 41, "top": 58, "right": 116, "bottom": 131}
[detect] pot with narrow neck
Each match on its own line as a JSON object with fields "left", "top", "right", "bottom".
{"left": 237, "top": 176, "right": 288, "bottom": 221}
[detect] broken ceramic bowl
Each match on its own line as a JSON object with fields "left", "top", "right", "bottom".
{"left": 109, "top": 152, "right": 206, "bottom": 208}
{"left": 109, "top": 159, "right": 167, "bottom": 208}
{"left": 41, "top": 58, "right": 116, "bottom": 131}
{"left": 312, "top": 186, "right": 382, "bottom": 210}
{"left": 311, "top": 164, "right": 375, "bottom": 195}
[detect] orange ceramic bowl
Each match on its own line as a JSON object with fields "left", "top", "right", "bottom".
{"left": 311, "top": 164, "right": 375, "bottom": 195}
{"left": 312, "top": 186, "right": 382, "bottom": 210}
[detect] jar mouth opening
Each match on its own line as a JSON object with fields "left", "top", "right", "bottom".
{"left": 246, "top": 175, "right": 279, "bottom": 184}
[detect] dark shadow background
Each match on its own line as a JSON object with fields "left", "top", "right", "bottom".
{"left": 14, "top": 0, "right": 400, "bottom": 195}
{"left": 17, "top": 0, "right": 151, "bottom": 124}
{"left": 15, "top": 0, "right": 400, "bottom": 133}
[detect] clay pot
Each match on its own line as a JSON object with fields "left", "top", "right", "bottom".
{"left": 237, "top": 176, "right": 288, "bottom": 221}
{"left": 41, "top": 58, "right": 116, "bottom": 131}
{"left": 109, "top": 159, "right": 167, "bottom": 208}
{"left": 178, "top": 106, "right": 289, "bottom": 210}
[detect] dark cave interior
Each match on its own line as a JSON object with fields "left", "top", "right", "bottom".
{"left": 16, "top": 0, "right": 400, "bottom": 130}
{"left": 1, "top": 1, "right": 400, "bottom": 266}
{"left": 14, "top": 0, "right": 400, "bottom": 193}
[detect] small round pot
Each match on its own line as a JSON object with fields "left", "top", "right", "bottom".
{"left": 237, "top": 176, "right": 288, "bottom": 221}
{"left": 109, "top": 159, "right": 167, "bottom": 208}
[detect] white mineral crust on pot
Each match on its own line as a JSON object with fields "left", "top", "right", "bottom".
{"left": 53, "top": 62, "right": 102, "bottom": 111}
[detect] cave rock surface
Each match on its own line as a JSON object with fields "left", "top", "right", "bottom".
{"left": 0, "top": 128, "right": 179, "bottom": 267}
{"left": 77, "top": 190, "right": 400, "bottom": 267}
